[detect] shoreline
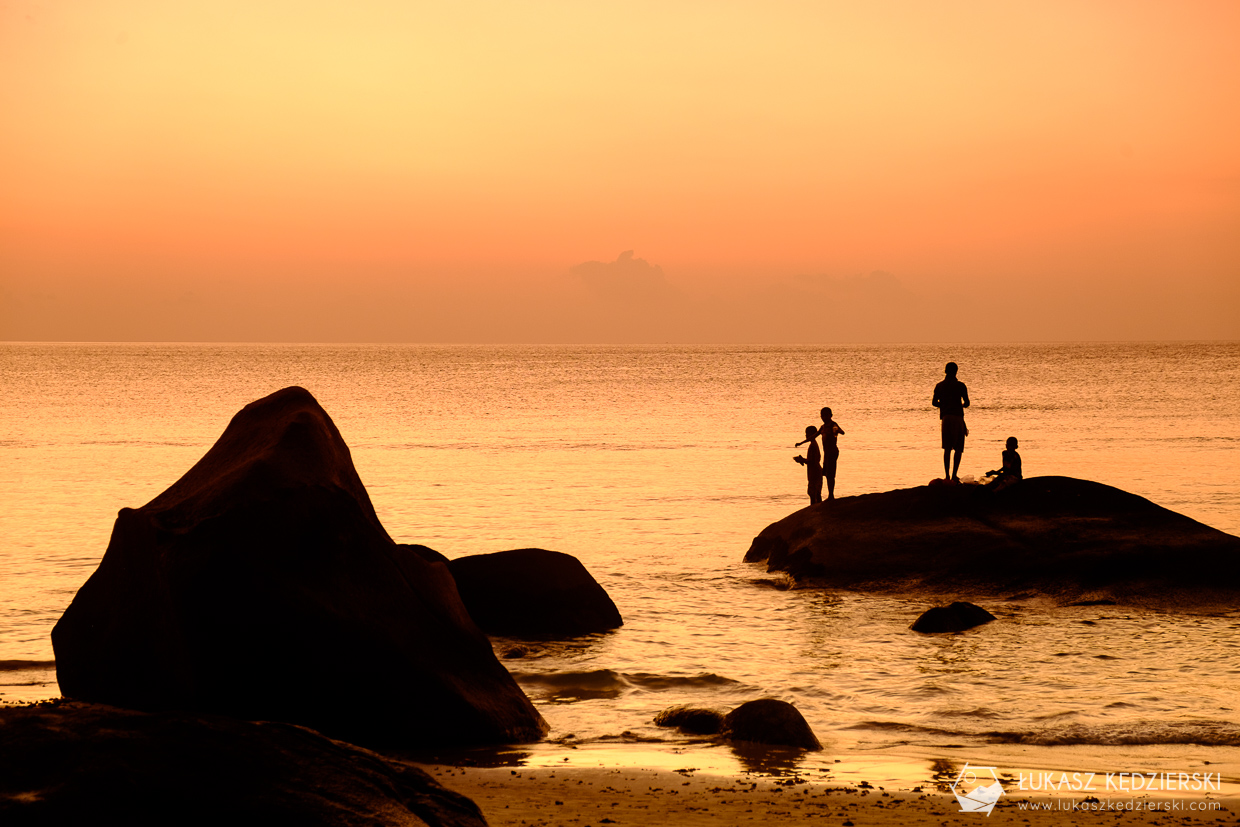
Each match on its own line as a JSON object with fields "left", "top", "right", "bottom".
{"left": 406, "top": 738, "right": 1240, "bottom": 793}
{"left": 413, "top": 762, "right": 1238, "bottom": 826}
{"left": 6, "top": 695, "right": 1237, "bottom": 824}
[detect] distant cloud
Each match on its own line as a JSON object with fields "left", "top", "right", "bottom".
{"left": 570, "top": 251, "right": 674, "bottom": 302}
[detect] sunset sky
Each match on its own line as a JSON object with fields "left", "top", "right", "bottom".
{"left": 2, "top": 0, "right": 1237, "bottom": 342}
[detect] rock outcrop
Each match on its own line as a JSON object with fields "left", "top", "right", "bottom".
{"left": 721, "top": 699, "right": 821, "bottom": 750}
{"left": 447, "top": 548, "right": 622, "bottom": 636}
{"left": 745, "top": 477, "right": 1240, "bottom": 605}
{"left": 911, "top": 601, "right": 996, "bottom": 633}
{"left": 0, "top": 701, "right": 486, "bottom": 827}
{"left": 52, "top": 386, "right": 547, "bottom": 748}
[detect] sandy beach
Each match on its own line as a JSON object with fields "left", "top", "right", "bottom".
{"left": 417, "top": 763, "right": 1238, "bottom": 827}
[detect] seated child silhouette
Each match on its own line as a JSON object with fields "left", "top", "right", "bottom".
{"left": 986, "top": 436, "right": 1023, "bottom": 492}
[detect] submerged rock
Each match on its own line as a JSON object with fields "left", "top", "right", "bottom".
{"left": 653, "top": 705, "right": 725, "bottom": 735}
{"left": 911, "top": 601, "right": 996, "bottom": 633}
{"left": 745, "top": 476, "right": 1240, "bottom": 605}
{"left": 721, "top": 699, "right": 821, "bottom": 750}
{"left": 52, "top": 386, "right": 547, "bottom": 748}
{"left": 447, "top": 548, "right": 622, "bottom": 636}
{"left": 0, "top": 701, "right": 486, "bottom": 827}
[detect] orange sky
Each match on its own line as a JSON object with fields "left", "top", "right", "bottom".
{"left": 2, "top": 0, "right": 1237, "bottom": 341}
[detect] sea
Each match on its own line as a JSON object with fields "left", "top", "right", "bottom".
{"left": 2, "top": 342, "right": 1238, "bottom": 793}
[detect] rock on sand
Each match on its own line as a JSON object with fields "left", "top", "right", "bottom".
{"left": 0, "top": 701, "right": 486, "bottom": 827}
{"left": 52, "top": 386, "right": 547, "bottom": 748}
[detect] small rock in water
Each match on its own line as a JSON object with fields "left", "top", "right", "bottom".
{"left": 653, "top": 705, "right": 725, "bottom": 735}
{"left": 502, "top": 647, "right": 527, "bottom": 659}
{"left": 910, "top": 601, "right": 996, "bottom": 633}
{"left": 721, "top": 698, "right": 821, "bottom": 750}
{"left": 448, "top": 548, "right": 622, "bottom": 636}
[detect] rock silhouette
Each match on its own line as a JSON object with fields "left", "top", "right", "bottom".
{"left": 52, "top": 386, "right": 547, "bottom": 748}
{"left": 447, "top": 548, "right": 622, "bottom": 636}
{"left": 0, "top": 701, "right": 486, "bottom": 827}
{"left": 745, "top": 476, "right": 1240, "bottom": 606}
{"left": 911, "top": 601, "right": 996, "bottom": 633}
{"left": 722, "top": 699, "right": 822, "bottom": 750}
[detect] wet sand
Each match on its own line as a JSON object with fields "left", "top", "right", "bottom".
{"left": 417, "top": 764, "right": 1237, "bottom": 826}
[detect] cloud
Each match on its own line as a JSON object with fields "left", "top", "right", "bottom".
{"left": 569, "top": 251, "right": 675, "bottom": 303}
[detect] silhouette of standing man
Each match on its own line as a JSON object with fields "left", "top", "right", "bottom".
{"left": 932, "top": 362, "right": 970, "bottom": 481}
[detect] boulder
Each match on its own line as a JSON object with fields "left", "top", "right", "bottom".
{"left": 0, "top": 701, "right": 486, "bottom": 827}
{"left": 911, "top": 601, "right": 996, "bottom": 633}
{"left": 447, "top": 548, "right": 622, "bottom": 636}
{"left": 403, "top": 543, "right": 450, "bottom": 564}
{"left": 745, "top": 476, "right": 1240, "bottom": 605}
{"left": 52, "top": 386, "right": 547, "bottom": 748}
{"left": 653, "top": 705, "right": 725, "bottom": 735}
{"left": 721, "top": 699, "right": 821, "bottom": 750}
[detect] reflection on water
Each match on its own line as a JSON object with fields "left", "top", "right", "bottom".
{"left": 728, "top": 742, "right": 811, "bottom": 776}
{"left": 2, "top": 342, "right": 1239, "bottom": 780}
{"left": 929, "top": 757, "right": 961, "bottom": 792}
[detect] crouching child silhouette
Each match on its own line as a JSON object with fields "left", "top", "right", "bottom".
{"left": 793, "top": 425, "right": 823, "bottom": 505}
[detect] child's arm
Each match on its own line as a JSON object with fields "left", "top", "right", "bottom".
{"left": 820, "top": 421, "right": 844, "bottom": 437}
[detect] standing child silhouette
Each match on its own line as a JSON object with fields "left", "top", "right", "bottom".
{"left": 815, "top": 407, "right": 845, "bottom": 500}
{"left": 793, "top": 425, "right": 823, "bottom": 505}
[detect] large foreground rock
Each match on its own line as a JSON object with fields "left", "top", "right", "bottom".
{"left": 0, "top": 702, "right": 485, "bottom": 827}
{"left": 52, "top": 386, "right": 547, "bottom": 747}
{"left": 745, "top": 477, "right": 1240, "bottom": 605}
{"left": 447, "top": 548, "right": 622, "bottom": 636}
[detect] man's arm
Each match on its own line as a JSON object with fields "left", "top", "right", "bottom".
{"left": 961, "top": 383, "right": 970, "bottom": 409}
{"left": 932, "top": 380, "right": 942, "bottom": 409}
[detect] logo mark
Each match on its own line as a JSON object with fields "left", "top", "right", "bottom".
{"left": 951, "top": 762, "right": 1005, "bottom": 815}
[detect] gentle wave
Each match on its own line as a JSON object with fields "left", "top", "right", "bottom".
{"left": 986, "top": 721, "right": 1240, "bottom": 747}
{"left": 845, "top": 720, "right": 962, "bottom": 737}
{"left": 847, "top": 718, "right": 1240, "bottom": 748}
{"left": 0, "top": 660, "right": 56, "bottom": 672}
{"left": 511, "top": 669, "right": 632, "bottom": 691}
{"left": 79, "top": 440, "right": 201, "bottom": 447}
{"left": 511, "top": 669, "right": 744, "bottom": 702}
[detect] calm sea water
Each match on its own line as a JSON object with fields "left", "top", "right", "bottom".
{"left": 2, "top": 342, "right": 1238, "bottom": 783}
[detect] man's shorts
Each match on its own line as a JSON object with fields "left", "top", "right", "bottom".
{"left": 941, "top": 415, "right": 967, "bottom": 452}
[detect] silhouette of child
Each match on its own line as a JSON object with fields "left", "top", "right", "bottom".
{"left": 987, "top": 437, "right": 1022, "bottom": 491}
{"left": 815, "top": 407, "right": 845, "bottom": 500}
{"left": 793, "top": 425, "right": 823, "bottom": 505}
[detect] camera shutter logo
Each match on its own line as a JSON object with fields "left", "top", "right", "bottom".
{"left": 951, "top": 762, "right": 1005, "bottom": 815}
